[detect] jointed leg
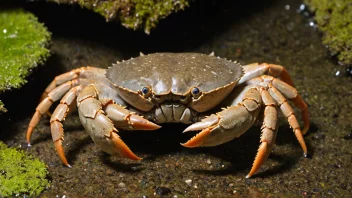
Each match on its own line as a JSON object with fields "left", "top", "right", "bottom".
{"left": 247, "top": 76, "right": 309, "bottom": 135}
{"left": 77, "top": 85, "right": 160, "bottom": 163}
{"left": 246, "top": 88, "right": 278, "bottom": 178}
{"left": 49, "top": 86, "right": 82, "bottom": 167}
{"left": 26, "top": 80, "right": 79, "bottom": 145}
{"left": 268, "top": 83, "right": 307, "bottom": 155}
{"left": 272, "top": 79, "right": 309, "bottom": 135}
{"left": 239, "top": 63, "right": 295, "bottom": 87}
{"left": 40, "top": 67, "right": 106, "bottom": 101}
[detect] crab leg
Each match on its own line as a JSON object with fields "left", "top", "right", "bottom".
{"left": 268, "top": 83, "right": 308, "bottom": 155}
{"left": 77, "top": 85, "right": 160, "bottom": 162}
{"left": 246, "top": 88, "right": 278, "bottom": 178}
{"left": 40, "top": 67, "right": 106, "bottom": 101}
{"left": 49, "top": 86, "right": 82, "bottom": 167}
{"left": 26, "top": 80, "right": 79, "bottom": 145}
{"left": 239, "top": 63, "right": 295, "bottom": 88}
{"left": 271, "top": 79, "right": 309, "bottom": 135}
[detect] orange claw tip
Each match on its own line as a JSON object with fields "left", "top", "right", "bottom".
{"left": 119, "top": 147, "right": 143, "bottom": 161}
{"left": 129, "top": 115, "right": 161, "bottom": 130}
{"left": 181, "top": 128, "right": 211, "bottom": 148}
{"left": 245, "top": 174, "right": 252, "bottom": 179}
{"left": 110, "top": 132, "right": 143, "bottom": 161}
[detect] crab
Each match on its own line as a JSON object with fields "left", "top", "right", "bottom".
{"left": 26, "top": 52, "right": 309, "bottom": 178}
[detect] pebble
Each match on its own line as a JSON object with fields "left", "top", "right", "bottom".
{"left": 343, "top": 132, "right": 352, "bottom": 140}
{"left": 155, "top": 187, "right": 171, "bottom": 195}
{"left": 206, "top": 159, "right": 211, "bottom": 164}
{"left": 185, "top": 179, "right": 192, "bottom": 186}
{"left": 118, "top": 182, "right": 126, "bottom": 189}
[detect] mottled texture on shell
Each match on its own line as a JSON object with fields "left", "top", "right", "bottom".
{"left": 107, "top": 53, "right": 243, "bottom": 95}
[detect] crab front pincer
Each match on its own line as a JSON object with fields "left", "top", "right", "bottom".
{"left": 26, "top": 52, "right": 309, "bottom": 178}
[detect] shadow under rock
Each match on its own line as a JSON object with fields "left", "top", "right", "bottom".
{"left": 23, "top": 0, "right": 278, "bottom": 56}
{"left": 0, "top": 54, "right": 69, "bottom": 140}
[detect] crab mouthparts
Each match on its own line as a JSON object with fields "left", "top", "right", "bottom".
{"left": 154, "top": 103, "right": 192, "bottom": 124}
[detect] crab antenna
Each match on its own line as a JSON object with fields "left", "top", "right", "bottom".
{"left": 209, "top": 52, "right": 215, "bottom": 56}
{"left": 140, "top": 52, "right": 145, "bottom": 56}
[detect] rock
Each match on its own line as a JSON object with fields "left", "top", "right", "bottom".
{"left": 155, "top": 187, "right": 171, "bottom": 195}
{"left": 0, "top": 141, "right": 49, "bottom": 197}
{"left": 304, "top": 0, "right": 352, "bottom": 66}
{"left": 0, "top": 9, "right": 51, "bottom": 112}
{"left": 45, "top": 0, "right": 190, "bottom": 34}
{"left": 118, "top": 182, "right": 126, "bottom": 189}
{"left": 185, "top": 179, "right": 192, "bottom": 186}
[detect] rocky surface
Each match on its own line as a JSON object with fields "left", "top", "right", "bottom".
{"left": 0, "top": 0, "right": 351, "bottom": 197}
{"left": 304, "top": 0, "right": 352, "bottom": 67}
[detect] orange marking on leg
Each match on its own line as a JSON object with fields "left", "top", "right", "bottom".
{"left": 110, "top": 132, "right": 142, "bottom": 161}
{"left": 181, "top": 128, "right": 212, "bottom": 148}
{"left": 54, "top": 140, "right": 71, "bottom": 167}
{"left": 26, "top": 111, "right": 42, "bottom": 144}
{"left": 246, "top": 141, "right": 268, "bottom": 178}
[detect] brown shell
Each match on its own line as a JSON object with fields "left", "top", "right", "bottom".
{"left": 107, "top": 53, "right": 243, "bottom": 96}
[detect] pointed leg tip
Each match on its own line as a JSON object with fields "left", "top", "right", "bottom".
{"left": 245, "top": 174, "right": 251, "bottom": 179}
{"left": 27, "top": 143, "right": 32, "bottom": 147}
{"left": 67, "top": 164, "right": 72, "bottom": 168}
{"left": 303, "top": 153, "right": 308, "bottom": 158}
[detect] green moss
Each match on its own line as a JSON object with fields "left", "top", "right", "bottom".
{"left": 0, "top": 100, "right": 6, "bottom": 113}
{"left": 0, "top": 9, "right": 51, "bottom": 92}
{"left": 49, "top": 0, "right": 190, "bottom": 34}
{"left": 304, "top": 0, "right": 352, "bottom": 65}
{"left": 0, "top": 141, "right": 50, "bottom": 197}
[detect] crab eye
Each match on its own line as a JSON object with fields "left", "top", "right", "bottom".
{"left": 141, "top": 86, "right": 152, "bottom": 97}
{"left": 191, "top": 87, "right": 201, "bottom": 98}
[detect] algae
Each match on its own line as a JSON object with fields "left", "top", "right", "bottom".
{"left": 0, "top": 100, "right": 6, "bottom": 113}
{"left": 0, "top": 141, "right": 50, "bottom": 197}
{"left": 48, "top": 0, "right": 190, "bottom": 34}
{"left": 0, "top": 9, "right": 51, "bottom": 92}
{"left": 304, "top": 0, "right": 352, "bottom": 66}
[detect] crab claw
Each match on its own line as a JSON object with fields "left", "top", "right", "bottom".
{"left": 104, "top": 103, "right": 161, "bottom": 131}
{"left": 181, "top": 114, "right": 219, "bottom": 148}
{"left": 181, "top": 128, "right": 212, "bottom": 148}
{"left": 183, "top": 115, "right": 219, "bottom": 133}
{"left": 128, "top": 114, "right": 161, "bottom": 130}
{"left": 110, "top": 132, "right": 142, "bottom": 161}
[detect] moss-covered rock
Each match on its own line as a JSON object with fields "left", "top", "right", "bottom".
{"left": 0, "top": 100, "right": 6, "bottom": 113}
{"left": 304, "top": 0, "right": 352, "bottom": 66}
{"left": 0, "top": 9, "right": 51, "bottom": 92}
{"left": 0, "top": 141, "right": 50, "bottom": 197}
{"left": 48, "top": 0, "right": 190, "bottom": 34}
